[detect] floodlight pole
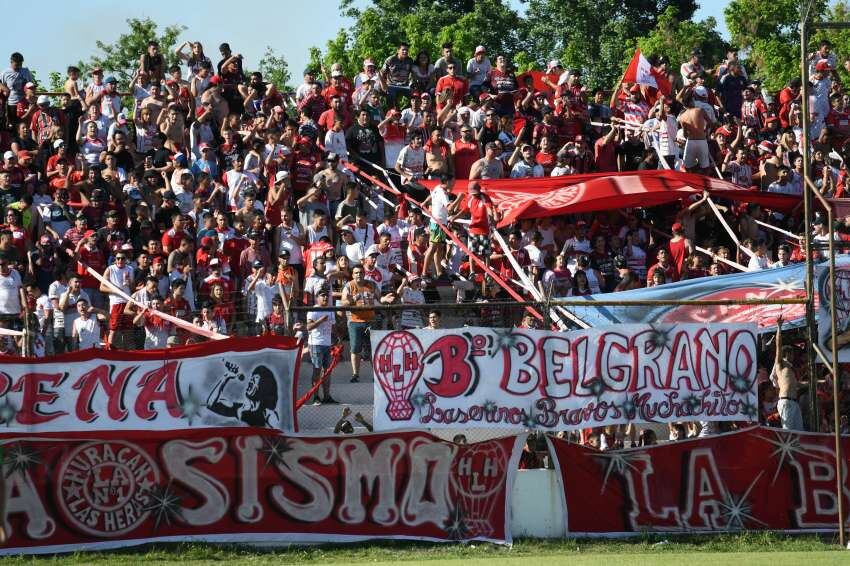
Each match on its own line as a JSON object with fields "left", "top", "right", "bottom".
{"left": 801, "top": 16, "right": 846, "bottom": 548}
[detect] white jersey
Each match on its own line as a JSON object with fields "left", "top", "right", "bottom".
{"left": 105, "top": 265, "right": 133, "bottom": 307}
{"left": 74, "top": 317, "right": 102, "bottom": 350}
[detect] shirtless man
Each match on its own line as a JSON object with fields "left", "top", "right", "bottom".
{"left": 679, "top": 106, "right": 711, "bottom": 175}
{"left": 774, "top": 317, "right": 803, "bottom": 431}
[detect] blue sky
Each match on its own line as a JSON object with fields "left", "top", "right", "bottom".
{"left": 6, "top": 0, "right": 729, "bottom": 81}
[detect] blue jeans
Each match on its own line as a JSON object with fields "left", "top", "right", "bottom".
{"left": 310, "top": 344, "right": 331, "bottom": 369}
{"left": 387, "top": 84, "right": 410, "bottom": 107}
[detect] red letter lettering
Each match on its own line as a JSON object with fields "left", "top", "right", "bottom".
{"left": 11, "top": 373, "right": 68, "bottom": 425}
{"left": 71, "top": 364, "right": 135, "bottom": 422}
{"left": 135, "top": 361, "right": 181, "bottom": 420}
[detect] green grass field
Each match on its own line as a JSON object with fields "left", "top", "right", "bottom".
{"left": 1, "top": 533, "right": 848, "bottom": 565}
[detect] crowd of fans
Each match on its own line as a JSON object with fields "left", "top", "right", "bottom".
{"left": 0, "top": 35, "right": 846, "bottom": 436}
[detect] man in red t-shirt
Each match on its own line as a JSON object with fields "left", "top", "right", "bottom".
{"left": 646, "top": 248, "right": 677, "bottom": 286}
{"left": 161, "top": 212, "right": 189, "bottom": 254}
{"left": 435, "top": 63, "right": 468, "bottom": 111}
{"left": 667, "top": 222, "right": 693, "bottom": 279}
{"left": 452, "top": 126, "right": 480, "bottom": 180}
{"left": 452, "top": 181, "right": 496, "bottom": 275}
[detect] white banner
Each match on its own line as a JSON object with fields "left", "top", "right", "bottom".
{"left": 371, "top": 324, "right": 758, "bottom": 431}
{"left": 0, "top": 337, "right": 301, "bottom": 433}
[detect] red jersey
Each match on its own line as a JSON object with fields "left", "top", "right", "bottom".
{"left": 161, "top": 228, "right": 189, "bottom": 253}
{"left": 222, "top": 237, "right": 249, "bottom": 279}
{"left": 467, "top": 193, "right": 493, "bottom": 236}
{"left": 452, "top": 140, "right": 480, "bottom": 179}
{"left": 667, "top": 238, "right": 688, "bottom": 279}
{"left": 77, "top": 246, "right": 106, "bottom": 288}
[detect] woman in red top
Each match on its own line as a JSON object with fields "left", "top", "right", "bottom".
{"left": 667, "top": 222, "right": 692, "bottom": 280}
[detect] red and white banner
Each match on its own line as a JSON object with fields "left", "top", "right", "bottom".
{"left": 371, "top": 324, "right": 758, "bottom": 431}
{"left": 0, "top": 337, "right": 301, "bottom": 433}
{"left": 623, "top": 48, "right": 672, "bottom": 97}
{"left": 0, "top": 428, "right": 523, "bottom": 553}
{"left": 548, "top": 427, "right": 850, "bottom": 534}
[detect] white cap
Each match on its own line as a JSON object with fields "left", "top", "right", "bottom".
{"left": 275, "top": 170, "right": 290, "bottom": 183}
{"left": 547, "top": 59, "right": 562, "bottom": 72}
{"left": 475, "top": 45, "right": 486, "bottom": 54}
{"left": 36, "top": 95, "right": 50, "bottom": 106}
{"left": 365, "top": 244, "right": 380, "bottom": 256}
{"left": 53, "top": 139, "right": 65, "bottom": 149}
{"left": 557, "top": 71, "right": 570, "bottom": 86}
{"left": 2, "top": 151, "right": 13, "bottom": 160}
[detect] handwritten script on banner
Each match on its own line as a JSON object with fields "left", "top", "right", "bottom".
{"left": 0, "top": 337, "right": 301, "bottom": 433}
{"left": 371, "top": 324, "right": 758, "bottom": 431}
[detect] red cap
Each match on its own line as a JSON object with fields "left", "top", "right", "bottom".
{"left": 715, "top": 126, "right": 732, "bottom": 138}
{"left": 83, "top": 229, "right": 96, "bottom": 238}
{"left": 209, "top": 75, "right": 221, "bottom": 86}
{"left": 629, "top": 84, "right": 641, "bottom": 94}
{"left": 671, "top": 222, "right": 683, "bottom": 233}
{"left": 152, "top": 257, "right": 163, "bottom": 265}
{"left": 815, "top": 59, "right": 833, "bottom": 72}
{"left": 479, "top": 93, "right": 491, "bottom": 102}
{"left": 196, "top": 107, "right": 207, "bottom": 118}
{"left": 16, "top": 150, "right": 31, "bottom": 161}
{"left": 201, "top": 236, "right": 214, "bottom": 247}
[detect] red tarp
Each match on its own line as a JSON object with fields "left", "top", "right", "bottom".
{"left": 420, "top": 171, "right": 801, "bottom": 227}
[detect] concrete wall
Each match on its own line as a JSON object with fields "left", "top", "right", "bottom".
{"left": 510, "top": 469, "right": 566, "bottom": 538}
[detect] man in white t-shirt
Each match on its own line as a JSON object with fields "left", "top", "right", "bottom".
{"left": 58, "top": 275, "right": 91, "bottom": 348}
{"left": 99, "top": 252, "right": 134, "bottom": 349}
{"left": 0, "top": 260, "right": 24, "bottom": 326}
{"left": 48, "top": 271, "right": 69, "bottom": 354}
{"left": 421, "top": 176, "right": 453, "bottom": 278}
{"left": 306, "top": 290, "right": 336, "bottom": 404}
{"left": 245, "top": 262, "right": 277, "bottom": 334}
{"left": 71, "top": 298, "right": 106, "bottom": 350}
{"left": 398, "top": 276, "right": 425, "bottom": 329}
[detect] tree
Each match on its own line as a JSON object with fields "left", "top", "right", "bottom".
{"left": 257, "top": 47, "right": 292, "bottom": 91}
{"left": 313, "top": 0, "right": 527, "bottom": 79}
{"left": 725, "top": 0, "right": 827, "bottom": 91}
{"left": 523, "top": 0, "right": 699, "bottom": 90}
{"left": 85, "top": 18, "right": 185, "bottom": 85}
{"left": 638, "top": 7, "right": 727, "bottom": 78}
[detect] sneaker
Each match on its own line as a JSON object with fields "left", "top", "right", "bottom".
{"left": 350, "top": 375, "right": 360, "bottom": 383}
{"left": 311, "top": 396, "right": 321, "bottom": 405}
{"left": 323, "top": 396, "right": 338, "bottom": 404}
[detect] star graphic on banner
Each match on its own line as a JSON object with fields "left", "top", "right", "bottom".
{"left": 718, "top": 471, "right": 768, "bottom": 530}
{"left": 728, "top": 373, "right": 752, "bottom": 395}
{"left": 443, "top": 504, "right": 470, "bottom": 540}
{"left": 483, "top": 400, "right": 498, "bottom": 413}
{"left": 142, "top": 482, "right": 184, "bottom": 529}
{"left": 63, "top": 482, "right": 83, "bottom": 501}
{"left": 491, "top": 328, "right": 520, "bottom": 356}
{"left": 683, "top": 393, "right": 703, "bottom": 415}
{"left": 740, "top": 401, "right": 758, "bottom": 421}
{"left": 4, "top": 443, "right": 40, "bottom": 477}
{"left": 760, "top": 430, "right": 824, "bottom": 484}
{"left": 262, "top": 437, "right": 294, "bottom": 470}
{"left": 410, "top": 392, "right": 427, "bottom": 409}
{"left": 594, "top": 451, "right": 645, "bottom": 494}
{"left": 0, "top": 397, "right": 18, "bottom": 426}
{"left": 765, "top": 278, "right": 803, "bottom": 294}
{"left": 585, "top": 378, "right": 607, "bottom": 400}
{"left": 174, "top": 385, "right": 205, "bottom": 425}
{"left": 647, "top": 323, "right": 675, "bottom": 353}
{"left": 618, "top": 395, "right": 638, "bottom": 421}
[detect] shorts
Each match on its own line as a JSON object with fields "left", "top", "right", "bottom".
{"left": 778, "top": 398, "right": 804, "bottom": 431}
{"left": 682, "top": 139, "right": 710, "bottom": 169}
{"left": 109, "top": 303, "right": 133, "bottom": 331}
{"left": 310, "top": 345, "right": 332, "bottom": 369}
{"left": 429, "top": 220, "right": 446, "bottom": 243}
{"left": 348, "top": 321, "right": 370, "bottom": 355}
{"left": 467, "top": 233, "right": 491, "bottom": 257}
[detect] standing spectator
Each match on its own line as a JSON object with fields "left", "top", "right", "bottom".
{"left": 466, "top": 46, "right": 492, "bottom": 98}
{"left": 1, "top": 53, "right": 34, "bottom": 126}
{"left": 381, "top": 43, "right": 413, "bottom": 107}
{"left": 306, "top": 289, "right": 335, "bottom": 404}
{"left": 70, "top": 297, "right": 106, "bottom": 350}
{"left": 100, "top": 252, "right": 133, "bottom": 349}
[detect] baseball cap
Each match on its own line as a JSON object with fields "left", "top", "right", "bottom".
{"left": 209, "top": 75, "right": 221, "bottom": 86}
{"left": 199, "top": 143, "right": 213, "bottom": 151}
{"left": 162, "top": 190, "right": 177, "bottom": 200}
{"left": 104, "top": 76, "right": 117, "bottom": 84}
{"left": 200, "top": 236, "right": 215, "bottom": 247}
{"left": 331, "top": 69, "right": 343, "bottom": 77}
{"left": 365, "top": 244, "right": 380, "bottom": 257}
{"left": 364, "top": 58, "right": 375, "bottom": 67}
{"left": 2, "top": 151, "right": 13, "bottom": 160}
{"left": 117, "top": 112, "right": 128, "bottom": 125}
{"left": 106, "top": 210, "right": 119, "bottom": 218}
{"left": 475, "top": 45, "right": 486, "bottom": 54}
{"left": 275, "top": 170, "right": 290, "bottom": 183}
{"left": 24, "top": 82, "right": 35, "bottom": 90}
{"left": 209, "top": 258, "right": 221, "bottom": 266}
{"left": 694, "top": 85, "right": 708, "bottom": 97}
{"left": 90, "top": 67, "right": 103, "bottom": 75}
{"left": 815, "top": 59, "right": 833, "bottom": 72}
{"left": 278, "top": 249, "right": 291, "bottom": 258}
{"left": 326, "top": 152, "right": 339, "bottom": 162}
{"left": 83, "top": 229, "right": 96, "bottom": 238}
{"left": 36, "top": 95, "right": 50, "bottom": 106}
{"left": 53, "top": 139, "right": 65, "bottom": 149}
{"left": 252, "top": 259, "right": 264, "bottom": 269}
{"left": 758, "top": 140, "right": 776, "bottom": 153}
{"left": 547, "top": 59, "right": 562, "bottom": 72}
{"left": 479, "top": 92, "right": 491, "bottom": 102}
{"left": 247, "top": 230, "right": 262, "bottom": 240}
{"left": 671, "top": 222, "right": 683, "bottom": 233}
